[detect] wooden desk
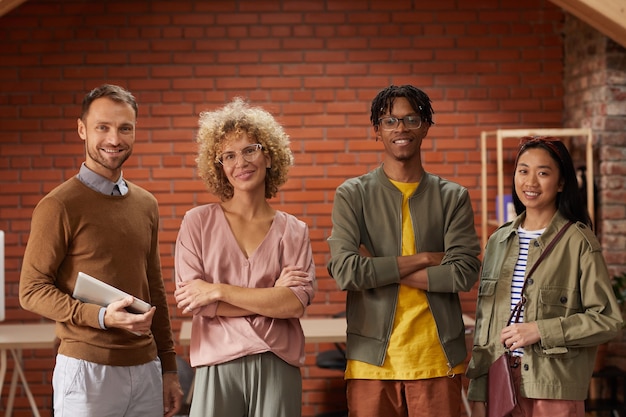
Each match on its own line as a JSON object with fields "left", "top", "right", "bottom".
{"left": 300, "top": 318, "right": 346, "bottom": 343}
{"left": 178, "top": 317, "right": 346, "bottom": 346}
{"left": 0, "top": 323, "right": 57, "bottom": 417}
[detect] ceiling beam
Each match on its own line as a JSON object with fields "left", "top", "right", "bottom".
{"left": 549, "top": 0, "right": 626, "bottom": 48}
{"left": 0, "top": 0, "right": 28, "bottom": 17}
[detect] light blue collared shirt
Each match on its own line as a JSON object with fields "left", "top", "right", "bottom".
{"left": 77, "top": 163, "right": 128, "bottom": 196}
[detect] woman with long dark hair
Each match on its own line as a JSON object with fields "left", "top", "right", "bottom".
{"left": 466, "top": 136, "right": 622, "bottom": 417}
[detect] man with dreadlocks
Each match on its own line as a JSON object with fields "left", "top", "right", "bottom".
{"left": 327, "top": 84, "right": 481, "bottom": 417}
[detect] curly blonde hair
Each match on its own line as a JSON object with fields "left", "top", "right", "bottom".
{"left": 196, "top": 97, "right": 294, "bottom": 201}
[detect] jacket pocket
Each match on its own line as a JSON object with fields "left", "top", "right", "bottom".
{"left": 474, "top": 279, "right": 497, "bottom": 346}
{"left": 537, "top": 286, "right": 581, "bottom": 319}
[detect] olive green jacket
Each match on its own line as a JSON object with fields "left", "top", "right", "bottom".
{"left": 327, "top": 166, "right": 481, "bottom": 369}
{"left": 466, "top": 211, "right": 623, "bottom": 401}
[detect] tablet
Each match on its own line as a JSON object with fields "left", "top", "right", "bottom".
{"left": 73, "top": 271, "right": 151, "bottom": 314}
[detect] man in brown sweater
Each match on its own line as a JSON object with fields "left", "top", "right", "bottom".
{"left": 19, "top": 84, "right": 182, "bottom": 417}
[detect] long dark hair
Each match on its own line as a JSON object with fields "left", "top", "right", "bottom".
{"left": 512, "top": 136, "right": 592, "bottom": 228}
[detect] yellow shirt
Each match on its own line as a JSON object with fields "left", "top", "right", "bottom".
{"left": 345, "top": 180, "right": 464, "bottom": 379}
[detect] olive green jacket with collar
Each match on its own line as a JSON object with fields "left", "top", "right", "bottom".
{"left": 327, "top": 166, "right": 481, "bottom": 369}
{"left": 466, "top": 211, "right": 623, "bottom": 402}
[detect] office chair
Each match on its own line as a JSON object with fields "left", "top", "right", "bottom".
{"left": 315, "top": 312, "right": 348, "bottom": 417}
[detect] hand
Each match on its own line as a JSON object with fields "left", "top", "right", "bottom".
{"left": 162, "top": 372, "right": 183, "bottom": 417}
{"left": 470, "top": 401, "right": 486, "bottom": 417}
{"left": 397, "top": 251, "right": 445, "bottom": 280}
{"left": 103, "top": 297, "right": 155, "bottom": 335}
{"left": 414, "top": 251, "right": 445, "bottom": 267}
{"left": 275, "top": 265, "right": 310, "bottom": 287}
{"left": 500, "top": 322, "right": 541, "bottom": 349}
{"left": 175, "top": 280, "right": 221, "bottom": 314}
{"left": 359, "top": 244, "right": 372, "bottom": 257}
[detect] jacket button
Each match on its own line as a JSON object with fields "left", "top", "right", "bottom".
{"left": 523, "top": 364, "right": 529, "bottom": 371}
{"left": 528, "top": 278, "right": 534, "bottom": 285}
{"left": 534, "top": 241, "right": 540, "bottom": 247}
{"left": 560, "top": 296, "right": 567, "bottom": 304}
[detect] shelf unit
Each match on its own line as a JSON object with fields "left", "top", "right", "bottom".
{"left": 480, "top": 128, "right": 594, "bottom": 249}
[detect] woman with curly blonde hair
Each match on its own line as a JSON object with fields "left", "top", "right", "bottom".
{"left": 195, "top": 97, "right": 294, "bottom": 201}
{"left": 174, "top": 97, "right": 316, "bottom": 417}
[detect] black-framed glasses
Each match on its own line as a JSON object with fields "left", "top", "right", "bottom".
{"left": 216, "top": 143, "right": 263, "bottom": 166}
{"left": 378, "top": 114, "right": 422, "bottom": 131}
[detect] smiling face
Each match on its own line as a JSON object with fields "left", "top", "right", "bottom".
{"left": 374, "top": 96, "right": 430, "bottom": 166}
{"left": 218, "top": 131, "right": 271, "bottom": 197}
{"left": 514, "top": 147, "right": 564, "bottom": 215}
{"left": 77, "top": 97, "right": 136, "bottom": 182}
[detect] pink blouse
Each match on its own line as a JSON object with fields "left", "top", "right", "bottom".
{"left": 175, "top": 204, "right": 316, "bottom": 367}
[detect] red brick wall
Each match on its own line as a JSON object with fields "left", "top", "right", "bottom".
{"left": 563, "top": 14, "right": 626, "bottom": 276}
{"left": 0, "top": 0, "right": 565, "bottom": 415}
{"left": 562, "top": 14, "right": 626, "bottom": 381}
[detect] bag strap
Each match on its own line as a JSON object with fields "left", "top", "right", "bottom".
{"left": 507, "top": 221, "right": 573, "bottom": 325}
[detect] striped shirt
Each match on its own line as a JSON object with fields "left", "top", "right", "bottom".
{"left": 510, "top": 226, "right": 544, "bottom": 355}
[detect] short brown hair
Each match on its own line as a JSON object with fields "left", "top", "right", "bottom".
{"left": 80, "top": 84, "right": 138, "bottom": 120}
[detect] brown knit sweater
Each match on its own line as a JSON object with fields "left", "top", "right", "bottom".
{"left": 19, "top": 177, "right": 177, "bottom": 372}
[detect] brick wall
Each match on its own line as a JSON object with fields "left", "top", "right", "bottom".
{"left": 0, "top": 0, "right": 566, "bottom": 415}
{"left": 562, "top": 14, "right": 626, "bottom": 377}
{"left": 563, "top": 15, "right": 626, "bottom": 276}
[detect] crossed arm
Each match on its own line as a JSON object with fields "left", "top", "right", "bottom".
{"left": 359, "top": 244, "right": 444, "bottom": 291}
{"left": 175, "top": 265, "right": 311, "bottom": 319}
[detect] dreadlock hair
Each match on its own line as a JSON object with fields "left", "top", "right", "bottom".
{"left": 370, "top": 85, "right": 435, "bottom": 127}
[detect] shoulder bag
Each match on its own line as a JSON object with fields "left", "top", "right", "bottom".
{"left": 487, "top": 221, "right": 573, "bottom": 417}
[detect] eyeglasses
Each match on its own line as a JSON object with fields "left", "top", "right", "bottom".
{"left": 216, "top": 143, "right": 263, "bottom": 166}
{"left": 378, "top": 114, "right": 422, "bottom": 131}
